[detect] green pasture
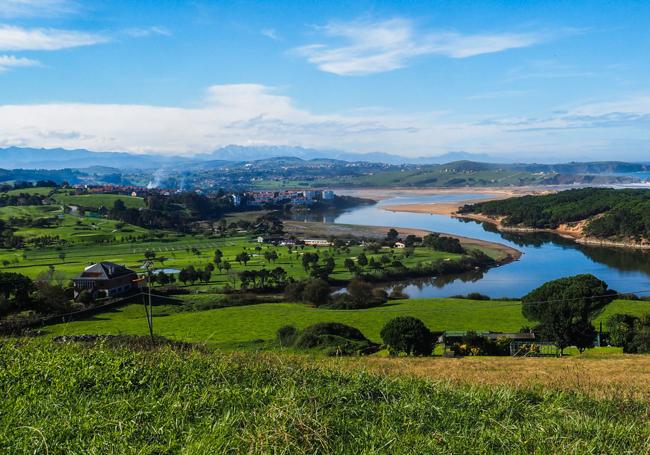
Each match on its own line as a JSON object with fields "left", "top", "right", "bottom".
{"left": 51, "top": 192, "right": 145, "bottom": 209}
{"left": 0, "top": 205, "right": 61, "bottom": 220}
{"left": 45, "top": 298, "right": 649, "bottom": 348}
{"left": 1, "top": 230, "right": 463, "bottom": 282}
{"left": 1, "top": 186, "right": 56, "bottom": 196}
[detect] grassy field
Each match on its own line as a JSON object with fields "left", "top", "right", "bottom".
{"left": 51, "top": 192, "right": 146, "bottom": 209}
{"left": 45, "top": 297, "right": 650, "bottom": 349}
{"left": 0, "top": 204, "right": 61, "bottom": 220}
{"left": 1, "top": 228, "right": 463, "bottom": 282}
{"left": 1, "top": 186, "right": 55, "bottom": 196}
{"left": 1, "top": 340, "right": 648, "bottom": 453}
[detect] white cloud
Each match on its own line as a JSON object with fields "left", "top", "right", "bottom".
{"left": 0, "top": 53, "right": 38, "bottom": 71}
{"left": 293, "top": 18, "right": 555, "bottom": 76}
{"left": 0, "top": 0, "right": 77, "bottom": 18}
{"left": 0, "top": 84, "right": 647, "bottom": 160}
{"left": 261, "top": 28, "right": 279, "bottom": 40}
{"left": 123, "top": 26, "right": 171, "bottom": 38}
{"left": 0, "top": 24, "right": 107, "bottom": 51}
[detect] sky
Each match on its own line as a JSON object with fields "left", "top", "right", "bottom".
{"left": 0, "top": 0, "right": 649, "bottom": 162}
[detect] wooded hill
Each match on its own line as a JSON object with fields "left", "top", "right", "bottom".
{"left": 460, "top": 188, "right": 650, "bottom": 241}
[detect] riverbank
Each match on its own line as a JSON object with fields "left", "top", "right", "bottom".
{"left": 380, "top": 187, "right": 650, "bottom": 251}
{"left": 284, "top": 220, "right": 521, "bottom": 263}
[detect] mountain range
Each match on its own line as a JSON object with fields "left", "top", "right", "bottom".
{"left": 0, "top": 146, "right": 495, "bottom": 170}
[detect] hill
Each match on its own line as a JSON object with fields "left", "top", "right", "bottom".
{"left": 1, "top": 340, "right": 647, "bottom": 453}
{"left": 460, "top": 188, "right": 650, "bottom": 245}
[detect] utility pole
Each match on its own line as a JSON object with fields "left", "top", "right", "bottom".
{"left": 142, "top": 258, "right": 155, "bottom": 342}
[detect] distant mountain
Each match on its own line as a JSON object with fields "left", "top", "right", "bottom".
{"left": 0, "top": 147, "right": 195, "bottom": 170}
{"left": 201, "top": 145, "right": 495, "bottom": 165}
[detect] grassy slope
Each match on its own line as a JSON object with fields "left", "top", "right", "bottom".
{"left": 1, "top": 340, "right": 647, "bottom": 453}
{"left": 52, "top": 192, "right": 146, "bottom": 209}
{"left": 45, "top": 298, "right": 649, "bottom": 348}
{"left": 1, "top": 186, "right": 55, "bottom": 196}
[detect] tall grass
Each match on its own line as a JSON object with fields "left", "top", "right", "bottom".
{"left": 1, "top": 339, "right": 648, "bottom": 453}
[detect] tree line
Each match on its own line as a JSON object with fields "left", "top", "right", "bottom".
{"left": 460, "top": 188, "right": 650, "bottom": 240}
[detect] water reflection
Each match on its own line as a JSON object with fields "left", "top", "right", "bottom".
{"left": 329, "top": 194, "right": 650, "bottom": 298}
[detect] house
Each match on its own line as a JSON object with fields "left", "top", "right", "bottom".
{"left": 257, "top": 236, "right": 265, "bottom": 243}
{"left": 303, "top": 239, "right": 331, "bottom": 247}
{"left": 321, "top": 190, "right": 335, "bottom": 200}
{"left": 394, "top": 241, "right": 406, "bottom": 248}
{"left": 73, "top": 262, "right": 139, "bottom": 299}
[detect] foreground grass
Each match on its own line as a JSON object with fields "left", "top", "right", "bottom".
{"left": 1, "top": 340, "right": 648, "bottom": 453}
{"left": 45, "top": 298, "right": 648, "bottom": 349}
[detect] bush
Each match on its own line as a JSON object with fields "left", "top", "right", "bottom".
{"left": 277, "top": 325, "right": 298, "bottom": 347}
{"left": 451, "top": 293, "right": 491, "bottom": 301}
{"left": 606, "top": 313, "right": 638, "bottom": 349}
{"left": 292, "top": 322, "right": 378, "bottom": 356}
{"left": 380, "top": 317, "right": 434, "bottom": 356}
{"left": 327, "top": 279, "right": 388, "bottom": 309}
{"left": 301, "top": 279, "right": 331, "bottom": 306}
{"left": 284, "top": 281, "right": 305, "bottom": 302}
{"left": 78, "top": 290, "right": 94, "bottom": 305}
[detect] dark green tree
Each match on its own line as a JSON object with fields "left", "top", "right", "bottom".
{"left": 380, "top": 316, "right": 434, "bottom": 356}
{"left": 522, "top": 274, "right": 615, "bottom": 354}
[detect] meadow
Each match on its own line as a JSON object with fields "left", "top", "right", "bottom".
{"left": 45, "top": 297, "right": 649, "bottom": 349}
{"left": 1, "top": 340, "right": 648, "bottom": 453}
{"left": 1, "top": 223, "right": 464, "bottom": 283}
{"left": 51, "top": 192, "right": 146, "bottom": 209}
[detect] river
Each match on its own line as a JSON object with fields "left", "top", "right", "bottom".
{"left": 330, "top": 192, "right": 650, "bottom": 298}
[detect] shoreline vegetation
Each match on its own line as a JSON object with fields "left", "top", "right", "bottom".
{"left": 380, "top": 187, "right": 650, "bottom": 250}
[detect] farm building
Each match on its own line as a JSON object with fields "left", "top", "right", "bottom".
{"left": 73, "top": 262, "right": 139, "bottom": 299}
{"left": 303, "top": 239, "right": 331, "bottom": 247}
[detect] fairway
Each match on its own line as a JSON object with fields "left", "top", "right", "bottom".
{"left": 45, "top": 298, "right": 649, "bottom": 348}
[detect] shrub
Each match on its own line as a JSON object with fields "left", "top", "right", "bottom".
{"left": 284, "top": 281, "right": 305, "bottom": 302}
{"left": 380, "top": 317, "right": 434, "bottom": 356}
{"left": 451, "top": 293, "right": 491, "bottom": 301}
{"left": 292, "top": 322, "right": 378, "bottom": 355}
{"left": 301, "top": 279, "right": 331, "bottom": 306}
{"left": 277, "top": 325, "right": 298, "bottom": 347}
{"left": 606, "top": 313, "right": 638, "bottom": 349}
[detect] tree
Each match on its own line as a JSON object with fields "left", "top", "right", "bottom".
{"left": 58, "top": 251, "right": 66, "bottom": 263}
{"left": 522, "top": 274, "right": 615, "bottom": 354}
{"left": 629, "top": 315, "right": 650, "bottom": 353}
{"left": 301, "top": 252, "right": 319, "bottom": 272}
{"left": 213, "top": 249, "right": 223, "bottom": 268}
{"left": 156, "top": 271, "right": 170, "bottom": 286}
{"left": 386, "top": 228, "right": 399, "bottom": 241}
{"left": 264, "top": 250, "right": 278, "bottom": 263}
{"left": 301, "top": 278, "right": 331, "bottom": 306}
{"left": 0, "top": 271, "right": 34, "bottom": 315}
{"left": 606, "top": 313, "right": 638, "bottom": 349}
{"left": 34, "top": 282, "right": 69, "bottom": 313}
{"left": 144, "top": 250, "right": 156, "bottom": 260}
{"left": 380, "top": 316, "right": 434, "bottom": 356}
{"left": 343, "top": 258, "right": 356, "bottom": 274}
{"left": 205, "top": 263, "right": 215, "bottom": 273}
{"left": 222, "top": 261, "right": 231, "bottom": 273}
{"left": 236, "top": 251, "right": 250, "bottom": 266}
{"left": 200, "top": 268, "right": 212, "bottom": 284}
{"left": 357, "top": 253, "right": 368, "bottom": 268}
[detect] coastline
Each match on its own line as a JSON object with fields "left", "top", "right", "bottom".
{"left": 380, "top": 190, "right": 650, "bottom": 251}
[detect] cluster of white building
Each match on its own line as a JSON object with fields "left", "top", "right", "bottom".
{"left": 232, "top": 190, "right": 334, "bottom": 207}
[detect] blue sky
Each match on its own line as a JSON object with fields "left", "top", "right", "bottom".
{"left": 0, "top": 0, "right": 649, "bottom": 161}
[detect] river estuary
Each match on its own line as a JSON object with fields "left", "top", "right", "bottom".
{"left": 329, "top": 192, "right": 650, "bottom": 298}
